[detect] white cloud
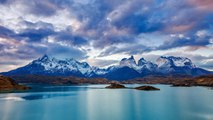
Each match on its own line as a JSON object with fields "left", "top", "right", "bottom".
{"left": 196, "top": 30, "right": 209, "bottom": 37}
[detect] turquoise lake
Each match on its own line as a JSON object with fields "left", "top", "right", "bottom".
{"left": 0, "top": 84, "right": 213, "bottom": 120}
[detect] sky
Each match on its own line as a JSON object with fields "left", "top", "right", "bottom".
{"left": 0, "top": 0, "right": 213, "bottom": 72}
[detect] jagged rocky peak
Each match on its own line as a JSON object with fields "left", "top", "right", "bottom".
{"left": 36, "top": 54, "right": 56, "bottom": 62}
{"left": 156, "top": 56, "right": 172, "bottom": 68}
{"left": 1, "top": 54, "right": 212, "bottom": 80}
{"left": 138, "top": 58, "right": 147, "bottom": 66}
{"left": 137, "top": 57, "right": 157, "bottom": 71}
{"left": 27, "top": 54, "right": 93, "bottom": 75}
{"left": 156, "top": 56, "right": 196, "bottom": 68}
{"left": 92, "top": 66, "right": 108, "bottom": 75}
{"left": 39, "top": 54, "right": 50, "bottom": 60}
{"left": 119, "top": 55, "right": 137, "bottom": 67}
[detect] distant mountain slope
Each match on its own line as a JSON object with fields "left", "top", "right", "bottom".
{"left": 103, "top": 66, "right": 141, "bottom": 81}
{"left": 2, "top": 54, "right": 212, "bottom": 81}
{"left": 155, "top": 56, "right": 211, "bottom": 76}
{"left": 3, "top": 55, "right": 91, "bottom": 77}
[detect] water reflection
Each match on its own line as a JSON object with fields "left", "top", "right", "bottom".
{"left": 27, "top": 84, "right": 89, "bottom": 93}
{"left": 23, "top": 93, "right": 75, "bottom": 100}
{"left": 0, "top": 85, "right": 213, "bottom": 120}
{"left": 0, "top": 93, "right": 76, "bottom": 101}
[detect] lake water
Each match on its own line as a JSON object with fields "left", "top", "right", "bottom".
{"left": 0, "top": 84, "right": 213, "bottom": 120}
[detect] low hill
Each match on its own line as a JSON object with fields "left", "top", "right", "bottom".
{"left": 0, "top": 75, "right": 30, "bottom": 91}
{"left": 10, "top": 75, "right": 112, "bottom": 85}
{"left": 122, "top": 74, "right": 213, "bottom": 87}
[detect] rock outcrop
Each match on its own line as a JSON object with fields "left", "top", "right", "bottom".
{"left": 105, "top": 83, "right": 126, "bottom": 89}
{"left": 0, "top": 75, "right": 30, "bottom": 91}
{"left": 134, "top": 85, "right": 160, "bottom": 91}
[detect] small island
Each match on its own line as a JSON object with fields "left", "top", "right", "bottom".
{"left": 134, "top": 86, "right": 160, "bottom": 91}
{"left": 105, "top": 83, "right": 126, "bottom": 89}
{"left": 172, "top": 83, "right": 191, "bottom": 87}
{"left": 0, "top": 75, "right": 30, "bottom": 92}
{"left": 105, "top": 83, "right": 160, "bottom": 91}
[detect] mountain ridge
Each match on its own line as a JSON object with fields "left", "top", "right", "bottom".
{"left": 2, "top": 54, "right": 212, "bottom": 81}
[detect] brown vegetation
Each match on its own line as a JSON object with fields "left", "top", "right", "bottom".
{"left": 0, "top": 75, "right": 30, "bottom": 91}
{"left": 8, "top": 74, "right": 213, "bottom": 87}
{"left": 10, "top": 75, "right": 112, "bottom": 85}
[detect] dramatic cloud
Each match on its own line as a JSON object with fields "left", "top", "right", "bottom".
{"left": 0, "top": 0, "right": 213, "bottom": 71}
{"left": 157, "top": 31, "right": 212, "bottom": 50}
{"left": 87, "top": 59, "right": 119, "bottom": 68}
{"left": 188, "top": 0, "right": 213, "bottom": 11}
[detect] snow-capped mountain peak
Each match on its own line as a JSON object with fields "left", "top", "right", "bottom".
{"left": 156, "top": 56, "right": 172, "bottom": 68}
{"left": 119, "top": 55, "right": 137, "bottom": 67}
{"left": 91, "top": 66, "right": 108, "bottom": 75}
{"left": 138, "top": 58, "right": 147, "bottom": 66}
{"left": 137, "top": 58, "right": 157, "bottom": 71}
{"left": 118, "top": 56, "right": 157, "bottom": 73}
{"left": 156, "top": 56, "right": 196, "bottom": 68}
{"left": 27, "top": 55, "right": 93, "bottom": 75}
{"left": 3, "top": 54, "right": 211, "bottom": 81}
{"left": 37, "top": 54, "right": 54, "bottom": 62}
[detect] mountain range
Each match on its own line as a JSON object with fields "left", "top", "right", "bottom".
{"left": 2, "top": 54, "right": 212, "bottom": 81}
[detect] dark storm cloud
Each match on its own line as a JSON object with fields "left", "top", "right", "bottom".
{"left": 1, "top": 0, "right": 213, "bottom": 48}
{"left": 54, "top": 30, "right": 88, "bottom": 46}
{"left": 3, "top": 0, "right": 212, "bottom": 49}
{"left": 21, "top": 20, "right": 54, "bottom": 30}
{"left": 0, "top": 22, "right": 88, "bottom": 70}
{"left": 0, "top": 25, "right": 51, "bottom": 43}
{"left": 0, "top": 41, "right": 47, "bottom": 60}
{"left": 0, "top": 0, "right": 8, "bottom": 4}
{"left": 18, "top": 20, "right": 88, "bottom": 46}
{"left": 0, "top": 21, "right": 88, "bottom": 46}
{"left": 16, "top": 45, "right": 47, "bottom": 59}
{"left": 80, "top": 0, "right": 212, "bottom": 52}
{"left": 0, "top": 20, "right": 56, "bottom": 42}
{"left": 99, "top": 44, "right": 153, "bottom": 57}
{"left": 18, "top": 28, "right": 55, "bottom": 42}
{"left": 23, "top": 1, "right": 59, "bottom": 17}
{"left": 46, "top": 44, "right": 88, "bottom": 60}
{"left": 107, "top": 0, "right": 164, "bottom": 34}
{"left": 0, "top": 26, "right": 15, "bottom": 38}
{"left": 48, "top": 0, "right": 213, "bottom": 57}
{"left": 157, "top": 33, "right": 212, "bottom": 50}
{"left": 92, "top": 33, "right": 135, "bottom": 48}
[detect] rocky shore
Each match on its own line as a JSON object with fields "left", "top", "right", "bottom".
{"left": 0, "top": 75, "right": 30, "bottom": 92}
